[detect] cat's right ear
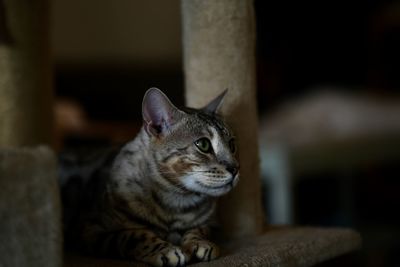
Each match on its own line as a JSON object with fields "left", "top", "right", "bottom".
{"left": 142, "top": 88, "right": 181, "bottom": 137}
{"left": 201, "top": 89, "right": 228, "bottom": 114}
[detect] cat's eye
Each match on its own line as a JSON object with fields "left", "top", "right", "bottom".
{"left": 194, "top": 138, "right": 212, "bottom": 153}
{"left": 229, "top": 139, "right": 236, "bottom": 154}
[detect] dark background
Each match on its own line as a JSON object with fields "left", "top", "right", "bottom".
{"left": 52, "top": 1, "right": 400, "bottom": 266}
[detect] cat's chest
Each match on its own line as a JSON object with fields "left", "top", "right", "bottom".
{"left": 135, "top": 192, "right": 214, "bottom": 231}
{"left": 161, "top": 198, "right": 216, "bottom": 231}
{"left": 166, "top": 212, "right": 199, "bottom": 230}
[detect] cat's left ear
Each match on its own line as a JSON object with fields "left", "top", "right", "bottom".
{"left": 142, "top": 87, "right": 182, "bottom": 137}
{"left": 201, "top": 89, "right": 228, "bottom": 114}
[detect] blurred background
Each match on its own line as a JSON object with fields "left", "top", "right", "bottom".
{"left": 51, "top": 0, "right": 399, "bottom": 266}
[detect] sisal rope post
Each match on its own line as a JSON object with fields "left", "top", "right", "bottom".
{"left": 182, "top": 0, "right": 263, "bottom": 239}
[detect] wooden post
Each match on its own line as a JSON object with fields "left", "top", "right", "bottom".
{"left": 0, "top": 0, "right": 53, "bottom": 147}
{"left": 182, "top": 0, "right": 263, "bottom": 239}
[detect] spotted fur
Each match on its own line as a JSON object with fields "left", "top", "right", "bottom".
{"left": 60, "top": 88, "right": 239, "bottom": 267}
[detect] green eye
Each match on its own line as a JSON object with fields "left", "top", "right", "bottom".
{"left": 229, "top": 139, "right": 236, "bottom": 154}
{"left": 195, "top": 138, "right": 212, "bottom": 153}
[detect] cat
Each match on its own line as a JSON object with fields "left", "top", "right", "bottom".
{"left": 60, "top": 88, "right": 239, "bottom": 267}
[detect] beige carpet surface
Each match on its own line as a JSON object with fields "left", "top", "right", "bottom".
{"left": 0, "top": 146, "right": 62, "bottom": 267}
{"left": 65, "top": 226, "right": 361, "bottom": 267}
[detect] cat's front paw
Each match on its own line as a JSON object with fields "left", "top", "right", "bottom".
{"left": 182, "top": 240, "right": 219, "bottom": 262}
{"left": 143, "top": 244, "right": 186, "bottom": 267}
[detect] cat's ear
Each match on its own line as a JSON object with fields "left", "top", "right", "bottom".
{"left": 142, "top": 87, "right": 181, "bottom": 137}
{"left": 201, "top": 89, "right": 228, "bottom": 114}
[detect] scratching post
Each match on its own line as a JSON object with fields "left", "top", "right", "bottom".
{"left": 0, "top": 146, "right": 62, "bottom": 267}
{"left": 0, "top": 0, "right": 53, "bottom": 147}
{"left": 182, "top": 0, "right": 263, "bottom": 238}
{"left": 0, "top": 1, "right": 60, "bottom": 266}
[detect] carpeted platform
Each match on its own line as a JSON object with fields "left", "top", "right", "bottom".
{"left": 0, "top": 147, "right": 361, "bottom": 267}
{"left": 0, "top": 146, "right": 62, "bottom": 267}
{"left": 65, "top": 226, "right": 361, "bottom": 267}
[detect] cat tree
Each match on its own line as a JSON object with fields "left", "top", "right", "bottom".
{"left": 0, "top": 1, "right": 61, "bottom": 266}
{"left": 182, "top": 0, "right": 263, "bottom": 239}
{"left": 0, "top": 0, "right": 361, "bottom": 266}
{"left": 181, "top": 1, "right": 361, "bottom": 266}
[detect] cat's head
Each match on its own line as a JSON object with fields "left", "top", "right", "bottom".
{"left": 142, "top": 87, "right": 239, "bottom": 197}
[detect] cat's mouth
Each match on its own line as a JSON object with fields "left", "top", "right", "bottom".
{"left": 195, "top": 181, "right": 228, "bottom": 190}
{"left": 192, "top": 173, "right": 239, "bottom": 196}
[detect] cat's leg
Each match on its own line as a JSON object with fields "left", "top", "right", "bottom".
{"left": 85, "top": 227, "right": 186, "bottom": 267}
{"left": 181, "top": 227, "right": 219, "bottom": 262}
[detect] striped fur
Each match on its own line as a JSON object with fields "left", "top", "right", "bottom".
{"left": 60, "top": 88, "right": 239, "bottom": 267}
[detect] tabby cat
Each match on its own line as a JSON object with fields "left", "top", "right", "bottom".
{"left": 60, "top": 88, "right": 239, "bottom": 267}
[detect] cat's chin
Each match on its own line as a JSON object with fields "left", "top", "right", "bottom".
{"left": 202, "top": 187, "right": 233, "bottom": 197}
{"left": 185, "top": 175, "right": 239, "bottom": 197}
{"left": 189, "top": 187, "right": 232, "bottom": 197}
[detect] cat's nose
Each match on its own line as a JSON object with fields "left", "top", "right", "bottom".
{"left": 226, "top": 165, "right": 239, "bottom": 177}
